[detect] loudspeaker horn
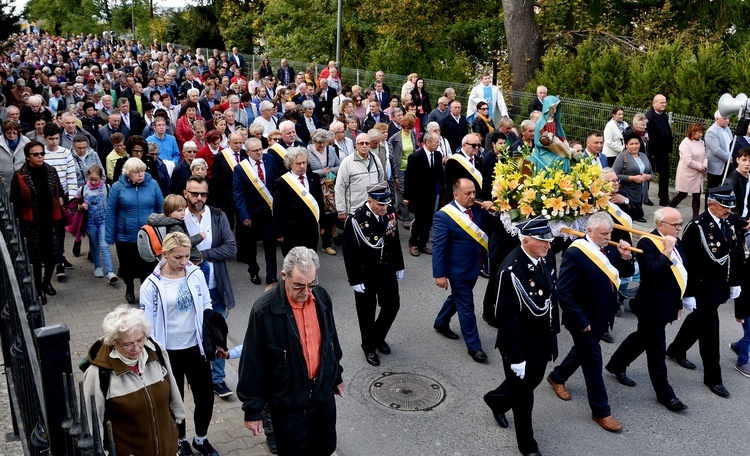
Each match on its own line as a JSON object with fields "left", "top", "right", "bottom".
{"left": 718, "top": 93, "right": 749, "bottom": 118}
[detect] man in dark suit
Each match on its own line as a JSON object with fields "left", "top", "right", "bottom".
{"left": 234, "top": 137, "right": 279, "bottom": 285}
{"left": 96, "top": 110, "right": 129, "bottom": 163}
{"left": 268, "top": 120, "right": 306, "bottom": 172}
{"left": 198, "top": 89, "right": 218, "bottom": 122}
{"left": 116, "top": 98, "right": 145, "bottom": 137}
{"left": 273, "top": 146, "right": 324, "bottom": 256}
{"left": 605, "top": 207, "right": 688, "bottom": 412}
{"left": 528, "top": 85, "right": 547, "bottom": 115}
{"left": 372, "top": 81, "right": 390, "bottom": 111}
{"left": 342, "top": 182, "right": 405, "bottom": 367}
{"left": 439, "top": 100, "right": 469, "bottom": 152}
{"left": 432, "top": 178, "right": 497, "bottom": 363}
{"left": 444, "top": 133, "right": 483, "bottom": 201}
{"left": 230, "top": 47, "right": 245, "bottom": 71}
{"left": 483, "top": 216, "right": 558, "bottom": 456}
{"left": 387, "top": 108, "right": 403, "bottom": 140}
{"left": 547, "top": 212, "right": 634, "bottom": 433}
{"left": 404, "top": 132, "right": 443, "bottom": 256}
{"left": 666, "top": 186, "right": 744, "bottom": 398}
{"left": 275, "top": 59, "right": 296, "bottom": 87}
{"left": 645, "top": 94, "right": 673, "bottom": 206}
{"left": 362, "top": 99, "right": 389, "bottom": 133}
{"left": 210, "top": 132, "right": 247, "bottom": 229}
{"left": 317, "top": 78, "right": 337, "bottom": 119}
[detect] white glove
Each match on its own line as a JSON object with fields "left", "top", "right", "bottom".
{"left": 396, "top": 270, "right": 404, "bottom": 281}
{"left": 352, "top": 284, "right": 366, "bottom": 293}
{"left": 682, "top": 297, "right": 696, "bottom": 312}
{"left": 510, "top": 361, "right": 526, "bottom": 380}
{"left": 731, "top": 286, "right": 742, "bottom": 300}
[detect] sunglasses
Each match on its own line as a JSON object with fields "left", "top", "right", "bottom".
{"left": 186, "top": 191, "right": 209, "bottom": 198}
{"left": 29, "top": 152, "right": 46, "bottom": 157}
{"left": 466, "top": 143, "right": 481, "bottom": 148}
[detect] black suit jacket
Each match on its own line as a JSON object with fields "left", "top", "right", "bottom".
{"left": 342, "top": 203, "right": 404, "bottom": 286}
{"left": 557, "top": 240, "right": 635, "bottom": 335}
{"left": 404, "top": 148, "right": 443, "bottom": 206}
{"left": 439, "top": 115, "right": 469, "bottom": 152}
{"left": 444, "top": 152, "right": 483, "bottom": 200}
{"left": 495, "top": 246, "right": 559, "bottom": 363}
{"left": 295, "top": 116, "right": 322, "bottom": 145}
{"left": 318, "top": 87, "right": 337, "bottom": 118}
{"left": 528, "top": 98, "right": 543, "bottom": 115}
{"left": 233, "top": 155, "right": 278, "bottom": 223}
{"left": 273, "top": 171, "right": 324, "bottom": 241}
{"left": 362, "top": 112, "right": 389, "bottom": 133}
{"left": 480, "top": 151, "right": 498, "bottom": 200}
{"left": 198, "top": 98, "right": 215, "bottom": 122}
{"left": 682, "top": 211, "right": 744, "bottom": 308}
{"left": 630, "top": 231, "right": 685, "bottom": 324}
{"left": 209, "top": 148, "right": 247, "bottom": 214}
{"left": 129, "top": 94, "right": 150, "bottom": 115}
{"left": 122, "top": 110, "right": 145, "bottom": 137}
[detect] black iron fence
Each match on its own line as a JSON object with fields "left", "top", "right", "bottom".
{"left": 0, "top": 186, "right": 113, "bottom": 455}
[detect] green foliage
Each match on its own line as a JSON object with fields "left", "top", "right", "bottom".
{"left": 110, "top": 0, "right": 151, "bottom": 38}
{"left": 218, "top": 1, "right": 257, "bottom": 52}
{"left": 163, "top": 6, "right": 224, "bottom": 50}
{"left": 0, "top": 0, "right": 21, "bottom": 41}
{"left": 27, "top": 0, "right": 101, "bottom": 35}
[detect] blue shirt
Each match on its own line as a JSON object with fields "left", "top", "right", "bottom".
{"left": 146, "top": 134, "right": 181, "bottom": 163}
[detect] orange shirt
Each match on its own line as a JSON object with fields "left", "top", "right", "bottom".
{"left": 286, "top": 291, "right": 322, "bottom": 379}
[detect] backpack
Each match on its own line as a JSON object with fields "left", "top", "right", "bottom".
{"left": 79, "top": 342, "right": 167, "bottom": 397}
{"left": 137, "top": 225, "right": 168, "bottom": 263}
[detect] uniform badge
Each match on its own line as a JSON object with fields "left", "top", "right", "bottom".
{"left": 538, "top": 290, "right": 544, "bottom": 296}
{"left": 302, "top": 190, "right": 307, "bottom": 196}
{"left": 374, "top": 236, "right": 379, "bottom": 240}
{"left": 530, "top": 280, "right": 535, "bottom": 287}
{"left": 717, "top": 241, "right": 721, "bottom": 247}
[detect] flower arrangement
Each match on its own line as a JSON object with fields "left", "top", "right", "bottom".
{"left": 492, "top": 157, "right": 612, "bottom": 223}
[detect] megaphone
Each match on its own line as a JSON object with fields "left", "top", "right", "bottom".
{"left": 718, "top": 93, "right": 749, "bottom": 118}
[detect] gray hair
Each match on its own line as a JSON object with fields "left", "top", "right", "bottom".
{"left": 190, "top": 158, "right": 208, "bottom": 171}
{"left": 498, "top": 116, "right": 514, "bottom": 129}
{"left": 245, "top": 137, "right": 262, "bottom": 150}
{"left": 122, "top": 157, "right": 146, "bottom": 176}
{"left": 187, "top": 88, "right": 199, "bottom": 97}
{"left": 278, "top": 120, "right": 295, "bottom": 133}
{"left": 301, "top": 100, "right": 316, "bottom": 111}
{"left": 632, "top": 113, "right": 648, "bottom": 127}
{"left": 391, "top": 107, "right": 403, "bottom": 117}
{"left": 423, "top": 131, "right": 437, "bottom": 144}
{"left": 329, "top": 120, "right": 345, "bottom": 133}
{"left": 425, "top": 121, "right": 440, "bottom": 133}
{"left": 102, "top": 304, "right": 151, "bottom": 345}
{"left": 653, "top": 208, "right": 668, "bottom": 224}
{"left": 367, "top": 129, "right": 382, "bottom": 141}
{"left": 282, "top": 246, "right": 320, "bottom": 278}
{"left": 520, "top": 119, "right": 535, "bottom": 131}
{"left": 587, "top": 211, "right": 614, "bottom": 231}
{"left": 311, "top": 128, "right": 333, "bottom": 143}
{"left": 284, "top": 146, "right": 308, "bottom": 169}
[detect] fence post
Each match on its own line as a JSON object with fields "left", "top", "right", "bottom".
{"left": 356, "top": 69, "right": 360, "bottom": 86}
{"left": 34, "top": 324, "right": 73, "bottom": 454}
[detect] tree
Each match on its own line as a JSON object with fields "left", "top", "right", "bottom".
{"left": 0, "top": 0, "right": 20, "bottom": 41}
{"left": 502, "top": 0, "right": 543, "bottom": 91}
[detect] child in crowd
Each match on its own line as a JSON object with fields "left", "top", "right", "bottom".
{"left": 78, "top": 165, "right": 117, "bottom": 282}
{"left": 146, "top": 194, "right": 208, "bottom": 277}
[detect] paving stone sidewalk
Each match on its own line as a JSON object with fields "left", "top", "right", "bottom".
{"left": 42, "top": 238, "right": 274, "bottom": 456}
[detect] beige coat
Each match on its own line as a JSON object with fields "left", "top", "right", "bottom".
{"left": 675, "top": 137, "right": 707, "bottom": 193}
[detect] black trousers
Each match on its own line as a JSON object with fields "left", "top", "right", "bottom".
{"left": 485, "top": 359, "right": 548, "bottom": 454}
{"left": 354, "top": 270, "right": 400, "bottom": 353}
{"left": 549, "top": 331, "right": 611, "bottom": 418}
{"left": 408, "top": 197, "right": 437, "bottom": 249}
{"left": 653, "top": 152, "right": 671, "bottom": 202}
{"left": 244, "top": 219, "right": 277, "bottom": 278}
{"left": 270, "top": 396, "right": 337, "bottom": 456}
{"left": 483, "top": 229, "right": 520, "bottom": 322}
{"left": 114, "top": 241, "right": 156, "bottom": 285}
{"left": 667, "top": 303, "right": 722, "bottom": 385}
{"left": 607, "top": 318, "right": 676, "bottom": 402}
{"left": 167, "top": 345, "right": 214, "bottom": 438}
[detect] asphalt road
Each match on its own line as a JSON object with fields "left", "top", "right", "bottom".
{"left": 222, "top": 203, "right": 749, "bottom": 456}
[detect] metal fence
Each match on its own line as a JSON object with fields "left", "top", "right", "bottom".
{"left": 0, "top": 186, "right": 112, "bottom": 455}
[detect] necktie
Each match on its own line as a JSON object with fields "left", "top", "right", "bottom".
{"left": 465, "top": 209, "right": 473, "bottom": 221}
{"left": 299, "top": 175, "right": 305, "bottom": 186}
{"left": 256, "top": 160, "right": 264, "bottom": 183}
{"left": 469, "top": 156, "right": 474, "bottom": 165}
{"left": 600, "top": 247, "right": 606, "bottom": 254}
{"left": 429, "top": 152, "right": 433, "bottom": 168}
{"left": 234, "top": 151, "right": 240, "bottom": 163}
{"left": 377, "top": 92, "right": 381, "bottom": 102}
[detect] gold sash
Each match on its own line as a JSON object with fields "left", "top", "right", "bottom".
{"left": 648, "top": 237, "right": 688, "bottom": 298}
{"left": 270, "top": 143, "right": 287, "bottom": 160}
{"left": 607, "top": 202, "right": 632, "bottom": 228}
{"left": 281, "top": 173, "right": 319, "bottom": 222}
{"left": 448, "top": 154, "right": 483, "bottom": 189}
{"left": 221, "top": 148, "right": 239, "bottom": 169}
{"left": 440, "top": 204, "right": 488, "bottom": 250}
{"left": 569, "top": 239, "right": 621, "bottom": 288}
{"left": 239, "top": 160, "right": 273, "bottom": 209}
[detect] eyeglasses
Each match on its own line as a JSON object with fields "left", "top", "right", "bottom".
{"left": 290, "top": 277, "right": 319, "bottom": 290}
{"left": 479, "top": 107, "right": 488, "bottom": 111}
{"left": 660, "top": 221, "right": 683, "bottom": 228}
{"left": 29, "top": 152, "right": 46, "bottom": 157}
{"left": 248, "top": 148, "right": 263, "bottom": 153}
{"left": 184, "top": 149, "right": 197, "bottom": 153}
{"left": 117, "top": 336, "right": 146, "bottom": 350}
{"left": 186, "top": 191, "right": 209, "bottom": 198}
{"left": 356, "top": 141, "right": 369, "bottom": 145}
{"left": 466, "top": 143, "right": 481, "bottom": 148}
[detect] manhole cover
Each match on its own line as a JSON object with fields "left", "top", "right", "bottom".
{"left": 369, "top": 372, "right": 445, "bottom": 411}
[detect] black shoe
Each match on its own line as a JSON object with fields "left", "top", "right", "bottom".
{"left": 250, "top": 273, "right": 261, "bottom": 285}
{"left": 469, "top": 349, "right": 488, "bottom": 363}
{"left": 706, "top": 383, "right": 730, "bottom": 398}
{"left": 62, "top": 257, "right": 74, "bottom": 269}
{"left": 482, "top": 314, "right": 499, "bottom": 328}
{"left": 434, "top": 324, "right": 459, "bottom": 340}
{"left": 177, "top": 439, "right": 193, "bottom": 456}
{"left": 643, "top": 200, "right": 654, "bottom": 206}
{"left": 479, "top": 268, "right": 490, "bottom": 279}
{"left": 667, "top": 354, "right": 696, "bottom": 370}
{"left": 635, "top": 217, "right": 647, "bottom": 223}
{"left": 333, "top": 236, "right": 342, "bottom": 246}
{"left": 56, "top": 264, "right": 66, "bottom": 279}
{"left": 606, "top": 367, "right": 636, "bottom": 387}
{"left": 266, "top": 276, "right": 279, "bottom": 285}
{"left": 377, "top": 341, "right": 391, "bottom": 355}
{"left": 87, "top": 251, "right": 93, "bottom": 263}
{"left": 192, "top": 437, "right": 220, "bottom": 456}
{"left": 125, "top": 284, "right": 135, "bottom": 304}
{"left": 659, "top": 200, "right": 670, "bottom": 207}
{"left": 601, "top": 331, "right": 614, "bottom": 344}
{"left": 482, "top": 393, "right": 509, "bottom": 427}
{"left": 659, "top": 397, "right": 688, "bottom": 412}
{"left": 72, "top": 241, "right": 81, "bottom": 257}
{"left": 39, "top": 292, "right": 47, "bottom": 305}
{"left": 729, "top": 343, "right": 740, "bottom": 356}
{"left": 266, "top": 434, "right": 278, "bottom": 454}
{"left": 42, "top": 282, "right": 57, "bottom": 296}
{"left": 365, "top": 351, "right": 380, "bottom": 366}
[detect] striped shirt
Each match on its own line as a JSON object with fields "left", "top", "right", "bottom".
{"left": 44, "top": 147, "right": 78, "bottom": 198}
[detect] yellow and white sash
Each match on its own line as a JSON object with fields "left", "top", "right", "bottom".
{"left": 569, "top": 239, "right": 621, "bottom": 288}
{"left": 281, "top": 172, "right": 319, "bottom": 222}
{"left": 648, "top": 237, "right": 688, "bottom": 298}
{"left": 441, "top": 204, "right": 488, "bottom": 250}
{"left": 607, "top": 202, "right": 633, "bottom": 228}
{"left": 449, "top": 154, "right": 483, "bottom": 189}
{"left": 239, "top": 160, "right": 273, "bottom": 209}
{"left": 221, "top": 148, "right": 239, "bottom": 169}
{"left": 269, "top": 143, "right": 287, "bottom": 160}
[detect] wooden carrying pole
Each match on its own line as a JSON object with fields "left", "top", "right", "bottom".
{"left": 560, "top": 227, "right": 643, "bottom": 254}
{"left": 612, "top": 223, "right": 664, "bottom": 241}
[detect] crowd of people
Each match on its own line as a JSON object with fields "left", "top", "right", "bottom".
{"left": 3, "top": 31, "right": 750, "bottom": 456}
